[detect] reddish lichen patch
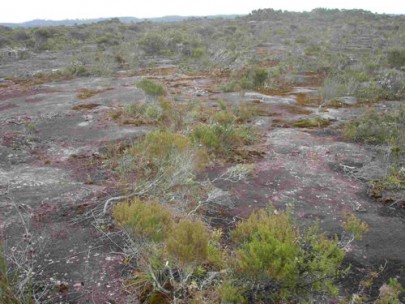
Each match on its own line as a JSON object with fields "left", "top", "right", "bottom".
{"left": 0, "top": 84, "right": 48, "bottom": 101}
{"left": 0, "top": 103, "right": 18, "bottom": 111}
{"left": 25, "top": 97, "right": 45, "bottom": 103}
{"left": 77, "top": 87, "right": 113, "bottom": 99}
{"left": 72, "top": 103, "right": 100, "bottom": 111}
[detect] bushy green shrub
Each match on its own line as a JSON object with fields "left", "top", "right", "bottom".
{"left": 63, "top": 60, "right": 90, "bottom": 77}
{"left": 165, "top": 219, "right": 209, "bottom": 264}
{"left": 191, "top": 123, "right": 257, "bottom": 157}
{"left": 387, "top": 49, "right": 405, "bottom": 69}
{"left": 230, "top": 209, "right": 346, "bottom": 301}
{"left": 345, "top": 106, "right": 405, "bottom": 198}
{"left": 132, "top": 130, "right": 191, "bottom": 165}
{"left": 377, "top": 70, "right": 405, "bottom": 99}
{"left": 136, "top": 78, "right": 165, "bottom": 97}
{"left": 344, "top": 106, "right": 405, "bottom": 146}
{"left": 124, "top": 101, "right": 163, "bottom": 121}
{"left": 123, "top": 130, "right": 205, "bottom": 195}
{"left": 219, "top": 281, "right": 246, "bottom": 304}
{"left": 232, "top": 210, "right": 299, "bottom": 284}
{"left": 237, "top": 67, "right": 269, "bottom": 90}
{"left": 113, "top": 199, "right": 173, "bottom": 242}
{"left": 375, "top": 278, "right": 404, "bottom": 304}
{"left": 343, "top": 214, "right": 369, "bottom": 240}
{"left": 139, "top": 32, "right": 166, "bottom": 55}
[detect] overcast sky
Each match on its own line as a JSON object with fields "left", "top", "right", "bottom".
{"left": 2, "top": 0, "right": 405, "bottom": 23}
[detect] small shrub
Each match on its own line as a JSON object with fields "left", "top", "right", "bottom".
{"left": 343, "top": 214, "right": 369, "bottom": 240}
{"left": 125, "top": 130, "right": 202, "bottom": 192}
{"left": 136, "top": 78, "right": 165, "bottom": 97}
{"left": 192, "top": 47, "right": 205, "bottom": 58}
{"left": 63, "top": 60, "right": 90, "bottom": 77}
{"left": 232, "top": 104, "right": 257, "bottom": 122}
{"left": 0, "top": 247, "right": 20, "bottom": 304}
{"left": 387, "top": 49, "right": 405, "bottom": 69}
{"left": 191, "top": 123, "right": 257, "bottom": 157}
{"left": 133, "top": 130, "right": 192, "bottom": 166}
{"left": 139, "top": 32, "right": 166, "bottom": 55}
{"left": 230, "top": 208, "right": 346, "bottom": 301}
{"left": 344, "top": 106, "right": 405, "bottom": 146}
{"left": 377, "top": 69, "right": 405, "bottom": 99}
{"left": 212, "top": 110, "right": 235, "bottom": 125}
{"left": 219, "top": 281, "right": 246, "bottom": 304}
{"left": 238, "top": 67, "right": 269, "bottom": 90}
{"left": 165, "top": 219, "right": 209, "bottom": 264}
{"left": 375, "top": 278, "right": 404, "bottom": 304}
{"left": 144, "top": 102, "right": 163, "bottom": 120}
{"left": 252, "top": 68, "right": 268, "bottom": 87}
{"left": 113, "top": 199, "right": 173, "bottom": 242}
{"left": 231, "top": 210, "right": 299, "bottom": 284}
{"left": 220, "top": 80, "right": 240, "bottom": 92}
{"left": 369, "top": 166, "right": 405, "bottom": 197}
{"left": 207, "top": 229, "right": 225, "bottom": 268}
{"left": 124, "top": 102, "right": 147, "bottom": 116}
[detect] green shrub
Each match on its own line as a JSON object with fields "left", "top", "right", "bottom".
{"left": 252, "top": 68, "right": 268, "bottom": 87}
{"left": 231, "top": 210, "right": 300, "bottom": 284}
{"left": 136, "top": 78, "right": 165, "bottom": 97}
{"left": 132, "top": 130, "right": 191, "bottom": 165}
{"left": 375, "top": 278, "right": 404, "bottom": 304}
{"left": 144, "top": 102, "right": 163, "bottom": 120}
{"left": 212, "top": 110, "right": 235, "bottom": 125}
{"left": 377, "top": 70, "right": 405, "bottom": 99}
{"left": 124, "top": 102, "right": 147, "bottom": 116}
{"left": 220, "top": 80, "right": 240, "bottom": 92}
{"left": 192, "top": 47, "right": 205, "bottom": 58}
{"left": 230, "top": 208, "right": 346, "bottom": 301}
{"left": 113, "top": 199, "right": 173, "bottom": 242}
{"left": 191, "top": 123, "right": 257, "bottom": 157}
{"left": 345, "top": 106, "right": 405, "bottom": 198}
{"left": 0, "top": 248, "right": 19, "bottom": 304}
{"left": 207, "top": 229, "right": 225, "bottom": 268}
{"left": 370, "top": 166, "right": 405, "bottom": 197}
{"left": 139, "top": 32, "right": 166, "bottom": 55}
{"left": 344, "top": 106, "right": 405, "bottom": 146}
{"left": 219, "top": 281, "right": 246, "bottom": 304}
{"left": 124, "top": 101, "right": 164, "bottom": 122}
{"left": 124, "top": 130, "right": 204, "bottom": 194}
{"left": 63, "top": 60, "right": 90, "bottom": 77}
{"left": 343, "top": 214, "right": 369, "bottom": 240}
{"left": 236, "top": 67, "right": 269, "bottom": 90}
{"left": 387, "top": 49, "right": 405, "bottom": 69}
{"left": 165, "top": 219, "right": 209, "bottom": 264}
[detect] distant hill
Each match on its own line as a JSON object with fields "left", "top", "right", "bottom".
{"left": 0, "top": 15, "right": 240, "bottom": 28}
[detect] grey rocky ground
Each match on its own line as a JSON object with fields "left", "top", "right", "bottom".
{"left": 1, "top": 64, "right": 404, "bottom": 302}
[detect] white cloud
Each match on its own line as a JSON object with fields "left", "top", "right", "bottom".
{"left": 2, "top": 0, "right": 405, "bottom": 23}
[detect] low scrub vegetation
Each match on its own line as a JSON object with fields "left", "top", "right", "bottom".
{"left": 136, "top": 78, "right": 165, "bottom": 97}
{"left": 228, "top": 209, "right": 346, "bottom": 302}
{"left": 113, "top": 200, "right": 174, "bottom": 242}
{"left": 344, "top": 105, "right": 405, "bottom": 198}
{"left": 191, "top": 123, "right": 257, "bottom": 157}
{"left": 112, "top": 201, "right": 377, "bottom": 303}
{"left": 344, "top": 105, "right": 405, "bottom": 146}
